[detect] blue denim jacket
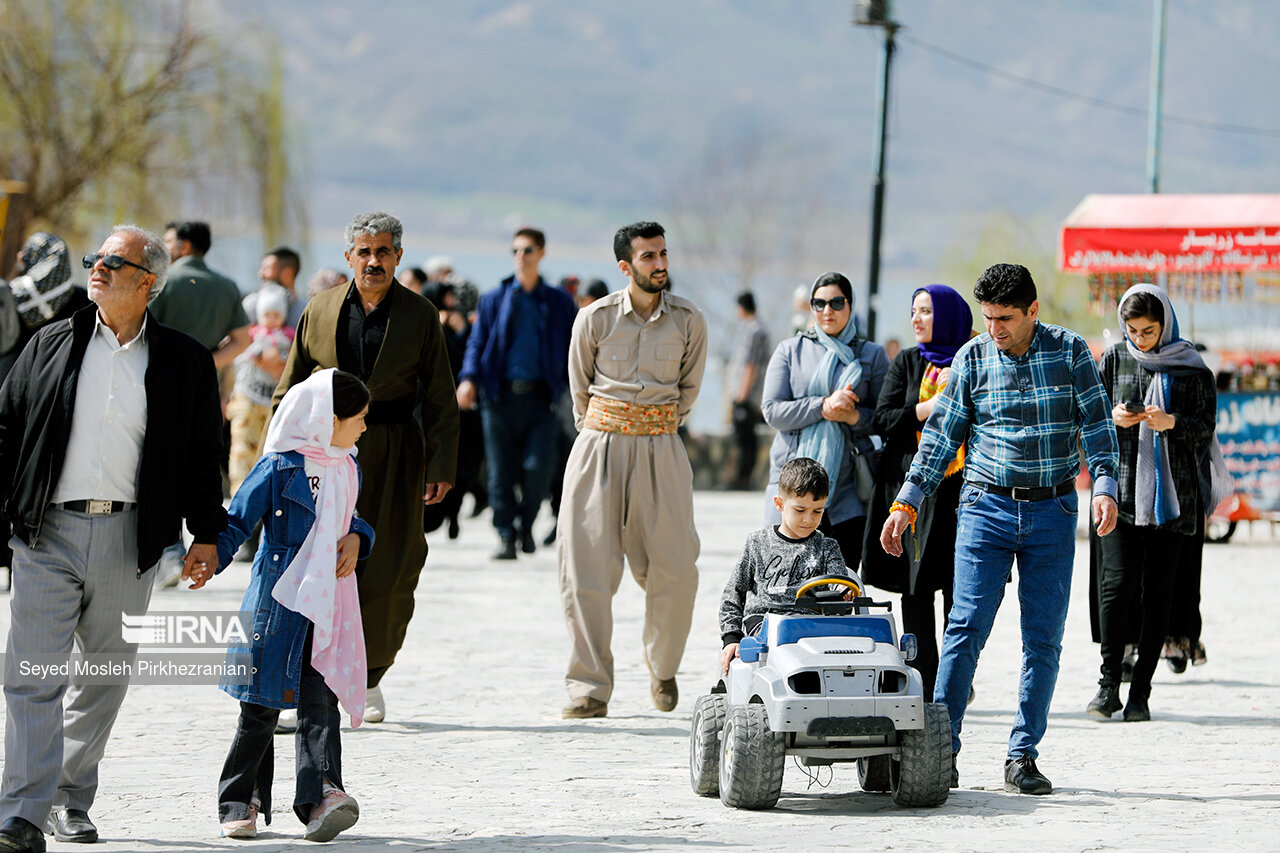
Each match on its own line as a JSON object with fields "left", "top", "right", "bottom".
{"left": 215, "top": 451, "right": 375, "bottom": 708}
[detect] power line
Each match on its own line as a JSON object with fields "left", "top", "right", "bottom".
{"left": 900, "top": 32, "right": 1280, "bottom": 139}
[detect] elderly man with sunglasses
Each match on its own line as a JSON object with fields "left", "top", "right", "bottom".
{"left": 0, "top": 226, "right": 226, "bottom": 851}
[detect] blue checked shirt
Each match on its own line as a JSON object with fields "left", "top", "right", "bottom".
{"left": 896, "top": 322, "right": 1118, "bottom": 509}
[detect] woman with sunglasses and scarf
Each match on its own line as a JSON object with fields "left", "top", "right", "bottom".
{"left": 761, "top": 272, "right": 889, "bottom": 571}
{"left": 861, "top": 284, "right": 974, "bottom": 702}
{"left": 1087, "top": 284, "right": 1219, "bottom": 723}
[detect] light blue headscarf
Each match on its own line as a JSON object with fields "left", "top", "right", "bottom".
{"left": 796, "top": 273, "right": 863, "bottom": 492}
{"left": 1118, "top": 282, "right": 1220, "bottom": 525}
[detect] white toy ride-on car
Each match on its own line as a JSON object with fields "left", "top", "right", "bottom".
{"left": 690, "top": 574, "right": 951, "bottom": 809}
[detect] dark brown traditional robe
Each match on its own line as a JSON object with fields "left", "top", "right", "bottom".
{"left": 273, "top": 282, "right": 459, "bottom": 676}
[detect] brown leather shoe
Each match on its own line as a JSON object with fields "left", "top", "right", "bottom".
{"left": 562, "top": 696, "right": 608, "bottom": 719}
{"left": 651, "top": 674, "right": 678, "bottom": 712}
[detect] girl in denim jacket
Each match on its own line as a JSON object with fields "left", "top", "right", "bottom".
{"left": 204, "top": 368, "right": 374, "bottom": 842}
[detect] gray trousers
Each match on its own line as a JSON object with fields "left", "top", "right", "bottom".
{"left": 0, "top": 508, "right": 154, "bottom": 824}
{"left": 557, "top": 430, "right": 700, "bottom": 703}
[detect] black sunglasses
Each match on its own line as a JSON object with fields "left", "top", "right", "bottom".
{"left": 810, "top": 296, "right": 848, "bottom": 312}
{"left": 512, "top": 246, "right": 537, "bottom": 256}
{"left": 82, "top": 253, "right": 154, "bottom": 276}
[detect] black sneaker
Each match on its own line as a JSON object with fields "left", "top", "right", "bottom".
{"left": 951, "top": 752, "right": 959, "bottom": 788}
{"left": 1086, "top": 681, "right": 1122, "bottom": 719}
{"left": 520, "top": 529, "right": 536, "bottom": 554}
{"left": 1004, "top": 756, "right": 1052, "bottom": 795}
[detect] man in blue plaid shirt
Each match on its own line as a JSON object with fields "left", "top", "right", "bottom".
{"left": 881, "top": 263, "right": 1119, "bottom": 796}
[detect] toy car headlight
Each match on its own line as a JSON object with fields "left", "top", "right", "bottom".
{"left": 899, "top": 633, "right": 918, "bottom": 662}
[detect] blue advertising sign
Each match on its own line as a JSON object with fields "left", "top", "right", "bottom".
{"left": 1216, "top": 392, "right": 1280, "bottom": 511}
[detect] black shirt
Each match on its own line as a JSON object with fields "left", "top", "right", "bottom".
{"left": 337, "top": 282, "right": 391, "bottom": 381}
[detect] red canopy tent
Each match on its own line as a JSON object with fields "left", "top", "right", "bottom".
{"left": 1058, "top": 193, "right": 1280, "bottom": 274}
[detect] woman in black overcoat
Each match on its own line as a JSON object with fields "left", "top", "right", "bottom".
{"left": 862, "top": 284, "right": 973, "bottom": 701}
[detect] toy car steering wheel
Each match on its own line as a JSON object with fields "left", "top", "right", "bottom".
{"left": 794, "top": 574, "right": 861, "bottom": 603}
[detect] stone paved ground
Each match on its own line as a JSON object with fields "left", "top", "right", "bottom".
{"left": 2, "top": 491, "right": 1277, "bottom": 851}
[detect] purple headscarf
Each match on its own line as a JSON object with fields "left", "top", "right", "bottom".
{"left": 913, "top": 284, "right": 972, "bottom": 367}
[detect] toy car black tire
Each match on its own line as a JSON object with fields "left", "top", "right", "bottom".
{"left": 690, "top": 694, "right": 727, "bottom": 796}
{"left": 890, "top": 701, "right": 952, "bottom": 807}
{"left": 858, "top": 755, "right": 892, "bottom": 792}
{"left": 718, "top": 704, "right": 785, "bottom": 810}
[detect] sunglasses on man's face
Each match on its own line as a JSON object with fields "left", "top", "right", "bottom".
{"left": 82, "top": 253, "right": 154, "bottom": 276}
{"left": 512, "top": 246, "right": 537, "bottom": 256}
{"left": 810, "top": 296, "right": 848, "bottom": 312}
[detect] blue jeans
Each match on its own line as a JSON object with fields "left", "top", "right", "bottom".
{"left": 934, "top": 482, "right": 1078, "bottom": 760}
{"left": 480, "top": 384, "right": 558, "bottom": 539}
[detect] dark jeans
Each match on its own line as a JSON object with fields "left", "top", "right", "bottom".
{"left": 1097, "top": 518, "right": 1184, "bottom": 692}
{"left": 902, "top": 585, "right": 954, "bottom": 702}
{"left": 218, "top": 629, "right": 343, "bottom": 825}
{"left": 480, "top": 384, "right": 558, "bottom": 539}
{"left": 731, "top": 402, "right": 761, "bottom": 489}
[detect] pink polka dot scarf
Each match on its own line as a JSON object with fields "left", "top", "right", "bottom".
{"left": 263, "top": 368, "right": 368, "bottom": 726}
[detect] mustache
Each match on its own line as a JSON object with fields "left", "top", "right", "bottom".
{"left": 364, "top": 266, "right": 385, "bottom": 275}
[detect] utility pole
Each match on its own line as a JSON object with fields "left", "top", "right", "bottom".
{"left": 1146, "top": 0, "right": 1166, "bottom": 193}
{"left": 854, "top": 0, "right": 898, "bottom": 342}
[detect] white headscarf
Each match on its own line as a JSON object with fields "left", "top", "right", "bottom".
{"left": 263, "top": 369, "right": 368, "bottom": 726}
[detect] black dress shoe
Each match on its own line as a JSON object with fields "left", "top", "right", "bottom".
{"left": 1004, "top": 756, "right": 1052, "bottom": 795}
{"left": 492, "top": 536, "right": 517, "bottom": 560}
{"left": 45, "top": 809, "right": 96, "bottom": 843}
{"left": 542, "top": 527, "right": 557, "bottom": 547}
{"left": 0, "top": 817, "right": 45, "bottom": 852}
{"left": 950, "top": 752, "right": 959, "bottom": 788}
{"left": 520, "top": 529, "right": 536, "bottom": 554}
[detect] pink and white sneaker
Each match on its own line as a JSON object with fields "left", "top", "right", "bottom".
{"left": 221, "top": 796, "right": 260, "bottom": 839}
{"left": 303, "top": 785, "right": 359, "bottom": 842}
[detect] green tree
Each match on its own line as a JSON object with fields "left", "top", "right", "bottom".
{"left": 939, "top": 209, "right": 1102, "bottom": 337}
{"left": 0, "top": 0, "right": 304, "bottom": 255}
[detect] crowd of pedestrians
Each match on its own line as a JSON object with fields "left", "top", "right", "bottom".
{"left": 0, "top": 209, "right": 1232, "bottom": 848}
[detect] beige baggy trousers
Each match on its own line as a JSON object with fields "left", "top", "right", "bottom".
{"left": 557, "top": 428, "right": 700, "bottom": 703}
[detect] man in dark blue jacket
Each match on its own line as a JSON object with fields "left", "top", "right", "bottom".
{"left": 456, "top": 227, "right": 577, "bottom": 559}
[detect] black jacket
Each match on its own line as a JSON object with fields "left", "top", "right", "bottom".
{"left": 0, "top": 305, "right": 227, "bottom": 572}
{"left": 861, "top": 346, "right": 962, "bottom": 595}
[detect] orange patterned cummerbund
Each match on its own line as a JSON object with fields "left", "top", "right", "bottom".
{"left": 584, "top": 396, "right": 679, "bottom": 435}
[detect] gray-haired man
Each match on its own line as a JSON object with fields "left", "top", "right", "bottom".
{"left": 272, "top": 211, "right": 459, "bottom": 724}
{"left": 0, "top": 226, "right": 226, "bottom": 850}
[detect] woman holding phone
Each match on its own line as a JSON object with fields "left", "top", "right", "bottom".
{"left": 1088, "top": 284, "right": 1217, "bottom": 722}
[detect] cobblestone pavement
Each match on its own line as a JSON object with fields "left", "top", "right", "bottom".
{"left": 2, "top": 491, "right": 1277, "bottom": 851}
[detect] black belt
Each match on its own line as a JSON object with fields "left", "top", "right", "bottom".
{"left": 978, "top": 481, "right": 1075, "bottom": 502}
{"left": 503, "top": 380, "right": 548, "bottom": 395}
{"left": 54, "top": 500, "right": 136, "bottom": 515}
{"left": 366, "top": 397, "right": 416, "bottom": 425}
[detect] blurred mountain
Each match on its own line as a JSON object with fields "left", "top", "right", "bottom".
{"left": 207, "top": 0, "right": 1280, "bottom": 335}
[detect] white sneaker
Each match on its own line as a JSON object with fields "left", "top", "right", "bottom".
{"left": 275, "top": 708, "right": 298, "bottom": 734}
{"left": 364, "top": 685, "right": 385, "bottom": 723}
{"left": 303, "top": 786, "right": 358, "bottom": 842}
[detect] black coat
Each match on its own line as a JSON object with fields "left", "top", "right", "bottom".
{"left": 860, "top": 346, "right": 962, "bottom": 595}
{"left": 0, "top": 304, "right": 227, "bottom": 572}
